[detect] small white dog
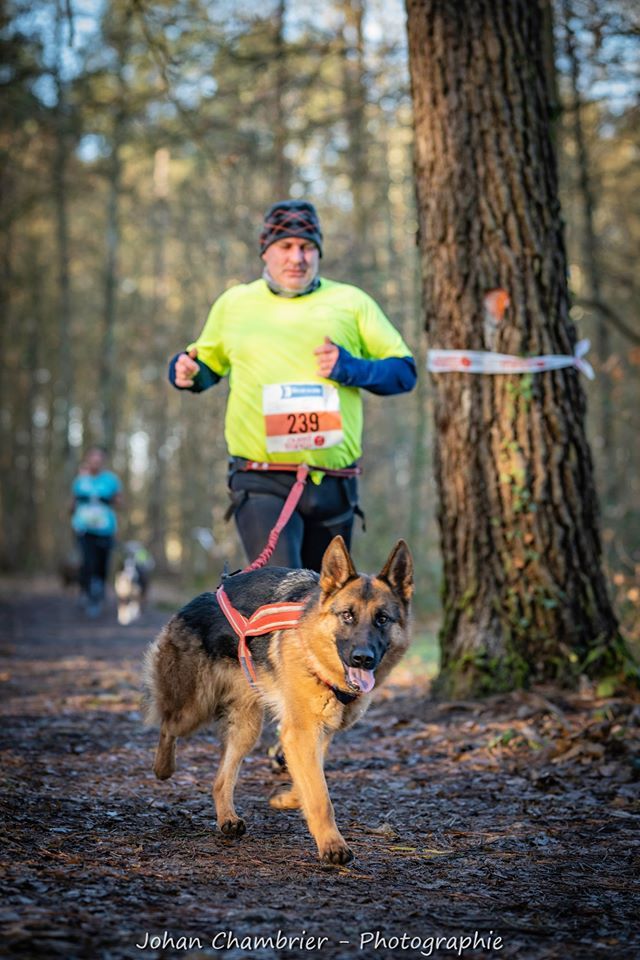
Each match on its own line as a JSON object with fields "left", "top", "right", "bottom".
{"left": 115, "top": 542, "right": 153, "bottom": 625}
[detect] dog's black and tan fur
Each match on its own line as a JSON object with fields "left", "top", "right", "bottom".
{"left": 143, "top": 536, "right": 413, "bottom": 863}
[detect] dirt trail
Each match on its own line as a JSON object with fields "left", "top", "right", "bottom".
{"left": 0, "top": 581, "right": 638, "bottom": 960}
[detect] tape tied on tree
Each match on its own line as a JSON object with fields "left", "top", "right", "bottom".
{"left": 427, "top": 339, "right": 595, "bottom": 380}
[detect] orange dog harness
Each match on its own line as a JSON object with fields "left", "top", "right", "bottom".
{"left": 216, "top": 585, "right": 306, "bottom": 686}
{"left": 216, "top": 585, "right": 359, "bottom": 704}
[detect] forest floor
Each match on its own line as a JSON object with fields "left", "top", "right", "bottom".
{"left": 1, "top": 579, "right": 639, "bottom": 960}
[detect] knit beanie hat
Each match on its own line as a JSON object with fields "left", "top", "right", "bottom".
{"left": 259, "top": 200, "right": 323, "bottom": 257}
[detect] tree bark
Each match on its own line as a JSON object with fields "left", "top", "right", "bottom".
{"left": 405, "top": 0, "right": 620, "bottom": 695}
{"left": 22, "top": 245, "right": 43, "bottom": 568}
{"left": 100, "top": 119, "right": 123, "bottom": 452}
{"left": 540, "top": 0, "right": 560, "bottom": 145}
{"left": 99, "top": 4, "right": 132, "bottom": 452}
{"left": 341, "top": 0, "right": 371, "bottom": 271}
{"left": 0, "top": 180, "right": 13, "bottom": 569}
{"left": 273, "top": 0, "right": 290, "bottom": 198}
{"left": 53, "top": 0, "right": 75, "bottom": 492}
{"left": 148, "top": 148, "right": 170, "bottom": 570}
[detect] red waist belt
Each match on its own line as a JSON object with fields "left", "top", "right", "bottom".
{"left": 236, "top": 460, "right": 360, "bottom": 478}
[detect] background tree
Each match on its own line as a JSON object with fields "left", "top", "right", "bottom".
{"left": 0, "top": 0, "right": 637, "bottom": 662}
{"left": 405, "top": 0, "right": 626, "bottom": 694}
{"left": 556, "top": 0, "right": 640, "bottom": 553}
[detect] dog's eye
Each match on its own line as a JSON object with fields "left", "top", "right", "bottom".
{"left": 375, "top": 612, "right": 389, "bottom": 627}
{"left": 340, "top": 610, "right": 354, "bottom": 624}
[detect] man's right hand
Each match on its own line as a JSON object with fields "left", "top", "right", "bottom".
{"left": 174, "top": 348, "right": 199, "bottom": 387}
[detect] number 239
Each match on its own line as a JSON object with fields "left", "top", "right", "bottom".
{"left": 287, "top": 412, "right": 320, "bottom": 434}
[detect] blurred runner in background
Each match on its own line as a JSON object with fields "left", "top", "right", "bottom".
{"left": 70, "top": 447, "right": 122, "bottom": 618}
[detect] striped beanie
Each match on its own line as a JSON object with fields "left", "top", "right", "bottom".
{"left": 259, "top": 200, "right": 323, "bottom": 257}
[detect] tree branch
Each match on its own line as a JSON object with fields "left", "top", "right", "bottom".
{"left": 575, "top": 297, "right": 640, "bottom": 345}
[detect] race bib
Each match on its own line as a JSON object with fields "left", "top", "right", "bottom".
{"left": 76, "top": 503, "right": 111, "bottom": 533}
{"left": 263, "top": 383, "right": 344, "bottom": 453}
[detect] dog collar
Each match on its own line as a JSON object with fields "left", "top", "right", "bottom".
{"left": 310, "top": 670, "right": 359, "bottom": 704}
{"left": 329, "top": 684, "right": 359, "bottom": 705}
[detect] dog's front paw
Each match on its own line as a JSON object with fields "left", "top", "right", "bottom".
{"left": 319, "top": 838, "right": 353, "bottom": 865}
{"left": 219, "top": 817, "right": 246, "bottom": 838}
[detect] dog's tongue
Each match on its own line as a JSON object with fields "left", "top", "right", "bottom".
{"left": 347, "top": 667, "right": 375, "bottom": 694}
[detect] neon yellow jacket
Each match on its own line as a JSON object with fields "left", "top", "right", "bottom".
{"left": 186, "top": 278, "right": 414, "bottom": 472}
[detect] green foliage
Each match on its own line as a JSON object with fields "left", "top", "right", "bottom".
{"left": 437, "top": 622, "right": 640, "bottom": 700}
{"left": 435, "top": 647, "right": 532, "bottom": 699}
{"left": 580, "top": 634, "right": 640, "bottom": 694}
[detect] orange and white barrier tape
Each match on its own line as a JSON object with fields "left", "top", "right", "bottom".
{"left": 427, "top": 339, "right": 594, "bottom": 380}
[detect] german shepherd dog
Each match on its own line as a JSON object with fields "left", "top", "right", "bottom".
{"left": 143, "top": 536, "right": 413, "bottom": 864}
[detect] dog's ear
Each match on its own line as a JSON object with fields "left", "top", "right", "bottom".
{"left": 320, "top": 536, "right": 357, "bottom": 596}
{"left": 378, "top": 540, "right": 414, "bottom": 604}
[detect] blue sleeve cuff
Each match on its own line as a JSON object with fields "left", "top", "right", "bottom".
{"left": 328, "top": 347, "right": 417, "bottom": 396}
{"left": 168, "top": 353, "right": 221, "bottom": 394}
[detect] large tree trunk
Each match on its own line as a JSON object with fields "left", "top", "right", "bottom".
{"left": 405, "top": 0, "right": 620, "bottom": 695}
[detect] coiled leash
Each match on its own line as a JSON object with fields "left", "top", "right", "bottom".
{"left": 235, "top": 460, "right": 361, "bottom": 573}
{"left": 241, "top": 462, "right": 310, "bottom": 572}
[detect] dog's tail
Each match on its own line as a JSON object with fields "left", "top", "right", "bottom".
{"left": 141, "top": 632, "right": 163, "bottom": 727}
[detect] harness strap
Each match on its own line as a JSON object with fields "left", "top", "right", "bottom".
{"left": 216, "top": 585, "right": 306, "bottom": 687}
{"left": 216, "top": 585, "right": 359, "bottom": 704}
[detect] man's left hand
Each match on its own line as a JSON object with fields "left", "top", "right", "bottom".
{"left": 314, "top": 336, "right": 339, "bottom": 378}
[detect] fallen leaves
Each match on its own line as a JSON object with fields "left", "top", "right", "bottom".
{"left": 0, "top": 586, "right": 638, "bottom": 960}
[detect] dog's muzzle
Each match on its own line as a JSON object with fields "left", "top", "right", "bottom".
{"left": 346, "top": 647, "right": 377, "bottom": 693}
